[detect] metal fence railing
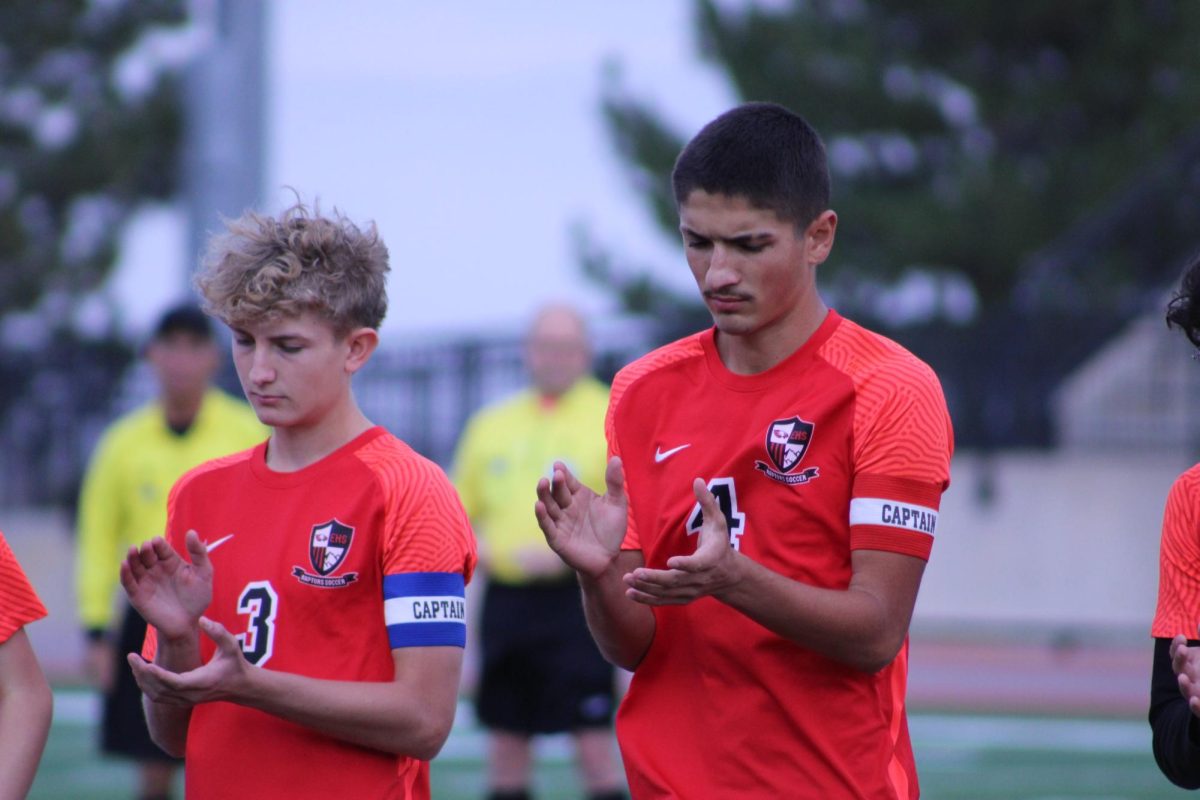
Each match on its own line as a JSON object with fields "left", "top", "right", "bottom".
{"left": 4, "top": 308, "right": 1192, "bottom": 509}
{"left": 0, "top": 320, "right": 656, "bottom": 509}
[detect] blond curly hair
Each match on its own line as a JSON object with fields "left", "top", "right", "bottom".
{"left": 195, "top": 201, "right": 389, "bottom": 334}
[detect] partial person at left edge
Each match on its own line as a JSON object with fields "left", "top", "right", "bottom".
{"left": 74, "top": 303, "right": 264, "bottom": 800}
{"left": 0, "top": 528, "right": 52, "bottom": 800}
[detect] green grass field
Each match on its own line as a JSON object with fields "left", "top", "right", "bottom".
{"left": 28, "top": 691, "right": 1182, "bottom": 799}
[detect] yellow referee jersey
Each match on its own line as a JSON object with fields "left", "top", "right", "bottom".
{"left": 75, "top": 389, "right": 266, "bottom": 630}
{"left": 453, "top": 377, "right": 609, "bottom": 585}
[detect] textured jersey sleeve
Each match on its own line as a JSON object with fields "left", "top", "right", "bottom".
{"left": 1154, "top": 471, "right": 1200, "bottom": 638}
{"left": 0, "top": 532, "right": 48, "bottom": 644}
{"left": 378, "top": 456, "right": 477, "bottom": 649}
{"left": 849, "top": 359, "right": 953, "bottom": 560}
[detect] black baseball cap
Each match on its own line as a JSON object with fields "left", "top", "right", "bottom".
{"left": 151, "top": 303, "right": 213, "bottom": 341}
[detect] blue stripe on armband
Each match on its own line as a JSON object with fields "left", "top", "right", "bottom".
{"left": 383, "top": 572, "right": 467, "bottom": 648}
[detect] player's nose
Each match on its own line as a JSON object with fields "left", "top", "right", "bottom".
{"left": 705, "top": 246, "right": 741, "bottom": 289}
{"left": 247, "top": 347, "right": 276, "bottom": 384}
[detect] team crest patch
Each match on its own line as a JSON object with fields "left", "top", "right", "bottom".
{"left": 755, "top": 416, "right": 821, "bottom": 486}
{"left": 292, "top": 519, "right": 359, "bottom": 588}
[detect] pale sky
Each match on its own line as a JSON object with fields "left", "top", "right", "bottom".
{"left": 103, "top": 1, "right": 735, "bottom": 341}
{"left": 265, "top": 1, "right": 733, "bottom": 339}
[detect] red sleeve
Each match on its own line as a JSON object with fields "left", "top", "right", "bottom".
{"left": 0, "top": 531, "right": 47, "bottom": 644}
{"left": 1153, "top": 468, "right": 1200, "bottom": 637}
{"left": 845, "top": 353, "right": 953, "bottom": 560}
{"left": 359, "top": 443, "right": 477, "bottom": 582}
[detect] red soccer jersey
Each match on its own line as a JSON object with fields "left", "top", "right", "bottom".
{"left": 608, "top": 311, "right": 952, "bottom": 799}
{"left": 0, "top": 530, "right": 48, "bottom": 644}
{"left": 145, "top": 427, "right": 476, "bottom": 800}
{"left": 1153, "top": 464, "right": 1200, "bottom": 638}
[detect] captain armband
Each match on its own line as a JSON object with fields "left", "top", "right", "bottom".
{"left": 383, "top": 572, "right": 467, "bottom": 648}
{"left": 849, "top": 497, "right": 938, "bottom": 537}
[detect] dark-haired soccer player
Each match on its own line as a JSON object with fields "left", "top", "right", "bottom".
{"left": 1150, "top": 255, "right": 1200, "bottom": 788}
{"left": 536, "top": 102, "right": 953, "bottom": 798}
{"left": 120, "top": 202, "right": 477, "bottom": 799}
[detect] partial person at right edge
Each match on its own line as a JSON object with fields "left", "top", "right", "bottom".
{"left": 535, "top": 102, "right": 953, "bottom": 798}
{"left": 1149, "top": 254, "right": 1200, "bottom": 789}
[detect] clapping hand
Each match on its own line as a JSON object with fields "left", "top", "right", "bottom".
{"left": 119, "top": 530, "right": 213, "bottom": 642}
{"left": 535, "top": 457, "right": 629, "bottom": 579}
{"left": 127, "top": 616, "right": 251, "bottom": 707}
{"left": 623, "top": 478, "right": 741, "bottom": 606}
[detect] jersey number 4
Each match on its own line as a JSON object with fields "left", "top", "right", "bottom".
{"left": 236, "top": 581, "right": 278, "bottom": 666}
{"left": 686, "top": 477, "right": 746, "bottom": 551}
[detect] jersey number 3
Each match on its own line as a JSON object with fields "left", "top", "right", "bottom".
{"left": 686, "top": 477, "right": 746, "bottom": 551}
{"left": 236, "top": 581, "right": 278, "bottom": 666}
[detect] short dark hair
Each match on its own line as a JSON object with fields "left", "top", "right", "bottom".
{"left": 152, "top": 303, "right": 213, "bottom": 341}
{"left": 1167, "top": 255, "right": 1200, "bottom": 348}
{"left": 671, "top": 102, "right": 831, "bottom": 229}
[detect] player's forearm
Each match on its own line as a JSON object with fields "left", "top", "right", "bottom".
{"left": 1151, "top": 698, "right": 1200, "bottom": 789}
{"left": 580, "top": 550, "right": 655, "bottom": 670}
{"left": 229, "top": 650, "right": 461, "bottom": 760}
{"left": 0, "top": 634, "right": 52, "bottom": 800}
{"left": 1150, "top": 637, "right": 1200, "bottom": 788}
{"left": 716, "top": 555, "right": 916, "bottom": 673}
{"left": 0, "top": 692, "right": 52, "bottom": 800}
{"left": 145, "top": 633, "right": 202, "bottom": 757}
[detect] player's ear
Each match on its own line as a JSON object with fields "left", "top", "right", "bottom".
{"left": 343, "top": 327, "right": 379, "bottom": 374}
{"left": 804, "top": 210, "right": 837, "bottom": 265}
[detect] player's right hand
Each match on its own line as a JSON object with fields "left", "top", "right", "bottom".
{"left": 535, "top": 456, "right": 628, "bottom": 579}
{"left": 119, "top": 530, "right": 213, "bottom": 642}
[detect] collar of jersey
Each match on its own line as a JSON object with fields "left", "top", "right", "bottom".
{"left": 702, "top": 309, "right": 842, "bottom": 392}
{"left": 247, "top": 425, "right": 387, "bottom": 488}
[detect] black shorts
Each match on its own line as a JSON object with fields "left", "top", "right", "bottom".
{"left": 101, "top": 605, "right": 182, "bottom": 763}
{"left": 476, "top": 579, "right": 616, "bottom": 735}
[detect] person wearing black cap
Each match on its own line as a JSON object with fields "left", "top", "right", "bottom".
{"left": 74, "top": 301, "right": 264, "bottom": 800}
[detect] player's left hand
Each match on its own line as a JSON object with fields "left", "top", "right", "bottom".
{"left": 127, "top": 616, "right": 252, "bottom": 707}
{"left": 623, "top": 478, "right": 742, "bottom": 605}
{"left": 1171, "top": 631, "right": 1200, "bottom": 717}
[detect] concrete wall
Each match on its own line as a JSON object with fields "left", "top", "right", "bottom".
{"left": 1053, "top": 312, "right": 1200, "bottom": 454}
{"left": 916, "top": 450, "right": 1192, "bottom": 639}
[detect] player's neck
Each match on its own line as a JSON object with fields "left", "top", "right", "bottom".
{"left": 717, "top": 296, "right": 829, "bottom": 375}
{"left": 264, "top": 399, "right": 374, "bottom": 473}
{"left": 160, "top": 390, "right": 204, "bottom": 432}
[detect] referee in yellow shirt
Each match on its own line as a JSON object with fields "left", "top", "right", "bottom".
{"left": 453, "top": 305, "right": 626, "bottom": 800}
{"left": 74, "top": 304, "right": 264, "bottom": 800}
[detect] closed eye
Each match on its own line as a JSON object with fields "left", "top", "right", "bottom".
{"left": 731, "top": 236, "right": 770, "bottom": 254}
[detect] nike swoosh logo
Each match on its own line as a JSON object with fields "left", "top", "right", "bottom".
{"left": 654, "top": 444, "right": 691, "bottom": 463}
{"left": 206, "top": 534, "right": 235, "bottom": 553}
